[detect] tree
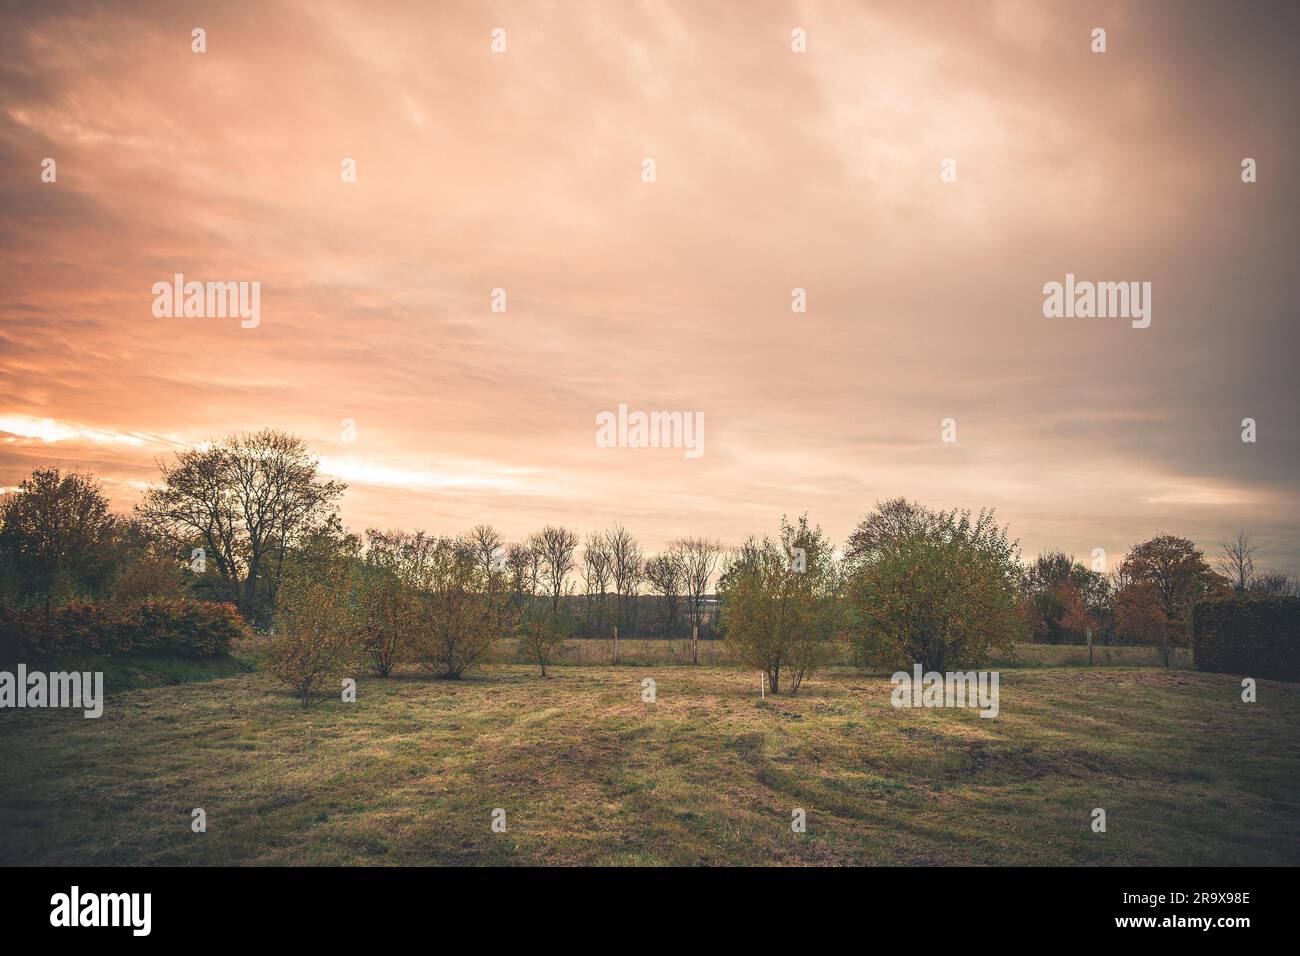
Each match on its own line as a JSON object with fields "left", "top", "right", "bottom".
{"left": 357, "top": 529, "right": 433, "bottom": 676}
{"left": 109, "top": 517, "right": 186, "bottom": 604}
{"left": 412, "top": 534, "right": 502, "bottom": 680}
{"left": 843, "top": 496, "right": 935, "bottom": 569}
{"left": 605, "top": 524, "right": 643, "bottom": 635}
{"left": 467, "top": 524, "right": 505, "bottom": 583}
{"left": 643, "top": 552, "right": 684, "bottom": 637}
{"left": 1120, "top": 534, "right": 1224, "bottom": 666}
{"left": 137, "top": 430, "right": 344, "bottom": 624}
{"left": 718, "top": 515, "right": 848, "bottom": 695}
{"left": 1218, "top": 530, "right": 1257, "bottom": 593}
{"left": 1249, "top": 571, "right": 1300, "bottom": 598}
{"left": 531, "top": 525, "right": 578, "bottom": 613}
{"left": 512, "top": 536, "right": 568, "bottom": 677}
{"left": 0, "top": 467, "right": 119, "bottom": 612}
{"left": 581, "top": 531, "right": 612, "bottom": 635}
{"left": 258, "top": 529, "right": 363, "bottom": 708}
{"left": 1018, "top": 552, "right": 1105, "bottom": 645}
{"left": 517, "top": 600, "right": 569, "bottom": 678}
{"left": 1112, "top": 580, "right": 1167, "bottom": 649}
{"left": 847, "top": 500, "right": 1020, "bottom": 672}
{"left": 672, "top": 536, "right": 723, "bottom": 663}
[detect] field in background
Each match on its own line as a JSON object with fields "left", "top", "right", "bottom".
{"left": 490, "top": 638, "right": 1194, "bottom": 670}
{"left": 1, "top": 661, "right": 1292, "bottom": 866}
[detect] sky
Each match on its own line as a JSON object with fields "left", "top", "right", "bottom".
{"left": 1, "top": 0, "right": 1297, "bottom": 571}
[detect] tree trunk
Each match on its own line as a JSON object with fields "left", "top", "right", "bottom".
{"left": 613, "top": 625, "right": 618, "bottom": 664}
{"left": 691, "top": 623, "right": 698, "bottom": 664}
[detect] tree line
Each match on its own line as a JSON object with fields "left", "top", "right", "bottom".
{"left": 2, "top": 429, "right": 1295, "bottom": 703}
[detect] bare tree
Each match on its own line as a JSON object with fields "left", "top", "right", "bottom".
{"left": 468, "top": 524, "right": 505, "bottom": 583}
{"left": 605, "top": 524, "right": 643, "bottom": 635}
{"left": 531, "top": 525, "right": 579, "bottom": 612}
{"left": 512, "top": 534, "right": 569, "bottom": 677}
{"left": 581, "top": 531, "right": 612, "bottom": 634}
{"left": 672, "top": 536, "right": 723, "bottom": 663}
{"left": 643, "top": 551, "right": 684, "bottom": 638}
{"left": 1218, "top": 529, "right": 1256, "bottom": 592}
{"left": 1249, "top": 571, "right": 1300, "bottom": 597}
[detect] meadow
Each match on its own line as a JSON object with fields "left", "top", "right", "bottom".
{"left": 2, "top": 645, "right": 1295, "bottom": 866}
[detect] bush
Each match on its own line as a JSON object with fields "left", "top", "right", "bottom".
{"left": 847, "top": 501, "right": 1020, "bottom": 673}
{"left": 1192, "top": 597, "right": 1300, "bottom": 682}
{"left": 259, "top": 544, "right": 363, "bottom": 708}
{"left": 719, "top": 515, "right": 848, "bottom": 695}
{"left": 0, "top": 599, "right": 245, "bottom": 664}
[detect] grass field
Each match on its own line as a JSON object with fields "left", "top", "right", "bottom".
{"left": 490, "top": 637, "right": 1193, "bottom": 670}
{"left": 2, "top": 655, "right": 1295, "bottom": 866}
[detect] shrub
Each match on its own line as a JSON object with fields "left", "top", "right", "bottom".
{"left": 409, "top": 535, "right": 505, "bottom": 680}
{"left": 0, "top": 599, "right": 244, "bottom": 664}
{"left": 718, "top": 515, "right": 848, "bottom": 695}
{"left": 121, "top": 600, "right": 246, "bottom": 656}
{"left": 847, "top": 501, "right": 1020, "bottom": 672}
{"left": 1192, "top": 597, "right": 1300, "bottom": 682}
{"left": 259, "top": 552, "right": 363, "bottom": 708}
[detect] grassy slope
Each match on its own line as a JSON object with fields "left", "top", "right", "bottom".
{"left": 47, "top": 652, "right": 257, "bottom": 693}
{"left": 1, "top": 662, "right": 1294, "bottom": 866}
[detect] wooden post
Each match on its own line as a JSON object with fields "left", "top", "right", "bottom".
{"left": 1086, "top": 628, "right": 1093, "bottom": 666}
{"left": 613, "top": 624, "right": 618, "bottom": 665}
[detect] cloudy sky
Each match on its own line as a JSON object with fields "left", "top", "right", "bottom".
{"left": 1, "top": 0, "right": 1297, "bottom": 569}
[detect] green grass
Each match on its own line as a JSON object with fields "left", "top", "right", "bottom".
{"left": 1, "top": 658, "right": 1294, "bottom": 866}
{"left": 45, "top": 652, "right": 257, "bottom": 693}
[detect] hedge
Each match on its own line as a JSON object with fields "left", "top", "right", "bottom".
{"left": 0, "top": 599, "right": 246, "bottom": 664}
{"left": 1191, "top": 597, "right": 1300, "bottom": 682}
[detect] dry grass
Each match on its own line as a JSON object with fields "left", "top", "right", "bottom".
{"left": 1, "top": 658, "right": 1294, "bottom": 866}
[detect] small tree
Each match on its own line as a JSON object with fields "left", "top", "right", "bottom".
{"left": 518, "top": 601, "right": 569, "bottom": 677}
{"left": 259, "top": 532, "right": 362, "bottom": 708}
{"left": 719, "top": 516, "right": 847, "bottom": 695}
{"left": 1218, "top": 530, "right": 1257, "bottom": 593}
{"left": 508, "top": 537, "right": 568, "bottom": 676}
{"left": 357, "top": 529, "right": 434, "bottom": 676}
{"left": 413, "top": 535, "right": 502, "bottom": 679}
{"left": 847, "top": 500, "right": 1019, "bottom": 672}
{"left": 672, "top": 536, "right": 723, "bottom": 662}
